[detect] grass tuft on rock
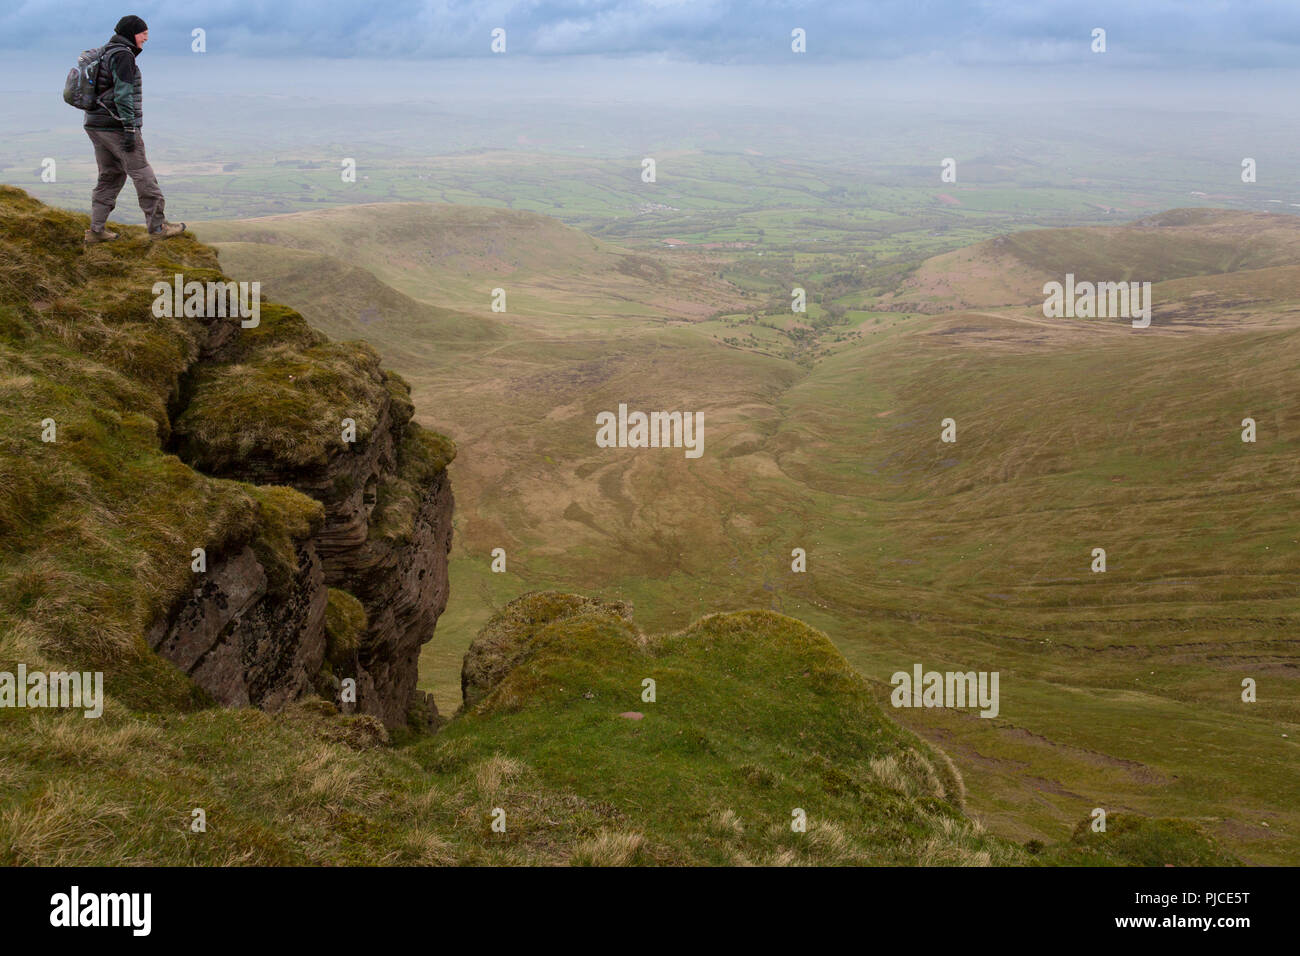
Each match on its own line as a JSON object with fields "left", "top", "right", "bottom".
{"left": 324, "top": 588, "right": 367, "bottom": 669}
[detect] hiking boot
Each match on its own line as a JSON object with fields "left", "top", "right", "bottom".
{"left": 84, "top": 227, "right": 119, "bottom": 244}
{"left": 149, "top": 222, "right": 186, "bottom": 240}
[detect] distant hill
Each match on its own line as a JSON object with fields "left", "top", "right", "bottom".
{"left": 882, "top": 208, "right": 1300, "bottom": 322}
{"left": 195, "top": 202, "right": 744, "bottom": 325}
{"left": 209, "top": 240, "right": 499, "bottom": 360}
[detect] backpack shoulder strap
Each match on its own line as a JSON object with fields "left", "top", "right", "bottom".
{"left": 93, "top": 46, "right": 120, "bottom": 95}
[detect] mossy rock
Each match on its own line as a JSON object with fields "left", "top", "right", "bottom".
{"left": 173, "top": 341, "right": 391, "bottom": 475}
{"left": 460, "top": 591, "right": 634, "bottom": 711}
{"left": 0, "top": 187, "right": 445, "bottom": 717}
{"left": 244, "top": 484, "right": 325, "bottom": 595}
{"left": 324, "top": 588, "right": 367, "bottom": 669}
{"left": 366, "top": 422, "right": 456, "bottom": 546}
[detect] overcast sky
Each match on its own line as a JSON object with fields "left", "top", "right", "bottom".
{"left": 3, "top": 0, "right": 1299, "bottom": 68}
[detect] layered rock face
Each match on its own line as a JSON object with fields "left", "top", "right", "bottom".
{"left": 146, "top": 542, "right": 328, "bottom": 711}
{"left": 149, "top": 294, "right": 454, "bottom": 729}
{"left": 279, "top": 385, "right": 456, "bottom": 729}
{"left": 343, "top": 468, "right": 454, "bottom": 727}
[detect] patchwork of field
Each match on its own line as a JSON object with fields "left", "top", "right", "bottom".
{"left": 195, "top": 201, "right": 1300, "bottom": 865}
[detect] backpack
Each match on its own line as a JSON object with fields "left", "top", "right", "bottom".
{"left": 62, "top": 47, "right": 111, "bottom": 111}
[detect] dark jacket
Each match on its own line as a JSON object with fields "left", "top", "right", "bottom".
{"left": 83, "top": 34, "right": 142, "bottom": 130}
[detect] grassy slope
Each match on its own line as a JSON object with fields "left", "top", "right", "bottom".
{"left": 0, "top": 186, "right": 313, "bottom": 711}
{"left": 3, "top": 589, "right": 1226, "bottom": 866}
{"left": 5, "top": 187, "right": 1158, "bottom": 867}
{"left": 768, "top": 306, "right": 1300, "bottom": 863}
{"left": 737, "top": 220, "right": 1300, "bottom": 863}
{"left": 202, "top": 203, "right": 1299, "bottom": 863}
{"left": 2, "top": 188, "right": 1256, "bottom": 865}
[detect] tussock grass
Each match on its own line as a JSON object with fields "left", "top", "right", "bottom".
{"left": 1, "top": 781, "right": 133, "bottom": 866}
{"left": 570, "top": 829, "right": 647, "bottom": 866}
{"left": 1045, "top": 813, "right": 1238, "bottom": 866}
{"left": 472, "top": 752, "right": 527, "bottom": 800}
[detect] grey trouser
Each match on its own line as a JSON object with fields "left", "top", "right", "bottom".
{"left": 85, "top": 128, "right": 167, "bottom": 233}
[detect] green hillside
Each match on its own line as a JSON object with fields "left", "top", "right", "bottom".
{"left": 199, "top": 201, "right": 1300, "bottom": 864}
{"left": 0, "top": 188, "right": 1270, "bottom": 865}
{"left": 0, "top": 188, "right": 1034, "bottom": 865}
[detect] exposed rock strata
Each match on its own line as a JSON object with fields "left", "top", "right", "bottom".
{"left": 148, "top": 312, "right": 453, "bottom": 728}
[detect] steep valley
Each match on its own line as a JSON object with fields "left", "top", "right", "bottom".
{"left": 196, "top": 202, "right": 1300, "bottom": 864}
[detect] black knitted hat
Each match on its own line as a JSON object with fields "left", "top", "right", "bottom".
{"left": 114, "top": 15, "right": 148, "bottom": 41}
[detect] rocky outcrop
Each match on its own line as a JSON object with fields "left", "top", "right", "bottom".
{"left": 146, "top": 542, "right": 328, "bottom": 710}
{"left": 341, "top": 467, "right": 454, "bottom": 727}
{"left": 147, "top": 292, "right": 455, "bottom": 729}
{"left": 0, "top": 188, "right": 454, "bottom": 730}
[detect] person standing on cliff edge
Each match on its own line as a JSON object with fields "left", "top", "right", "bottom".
{"left": 83, "top": 15, "right": 186, "bottom": 243}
